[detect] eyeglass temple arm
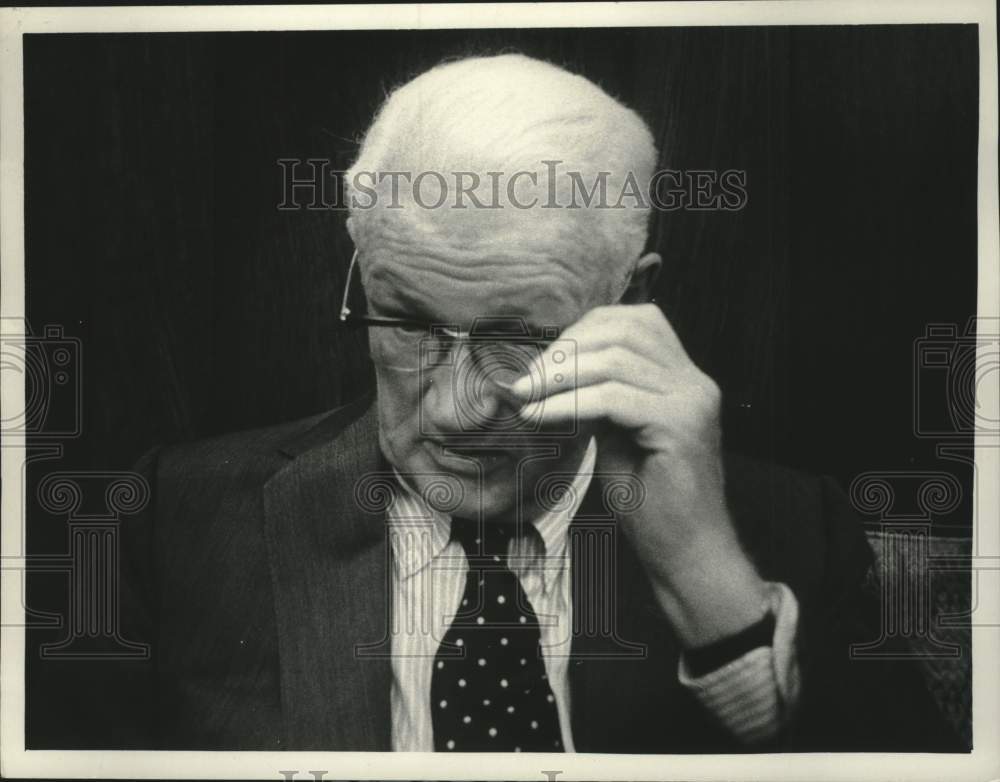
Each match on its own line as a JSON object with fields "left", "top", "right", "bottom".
{"left": 339, "top": 249, "right": 359, "bottom": 321}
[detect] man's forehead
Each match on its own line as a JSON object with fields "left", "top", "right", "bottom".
{"left": 350, "top": 204, "right": 614, "bottom": 328}
{"left": 365, "top": 248, "right": 589, "bottom": 330}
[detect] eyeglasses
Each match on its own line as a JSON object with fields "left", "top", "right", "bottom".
{"left": 338, "top": 248, "right": 441, "bottom": 332}
{"left": 337, "top": 249, "right": 561, "bottom": 373}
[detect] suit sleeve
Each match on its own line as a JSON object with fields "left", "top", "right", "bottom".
{"left": 677, "top": 581, "right": 800, "bottom": 744}
{"left": 780, "top": 476, "right": 963, "bottom": 751}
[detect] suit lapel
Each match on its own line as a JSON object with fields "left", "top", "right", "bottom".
{"left": 262, "top": 396, "right": 392, "bottom": 750}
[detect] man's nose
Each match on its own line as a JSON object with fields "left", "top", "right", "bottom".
{"left": 421, "top": 343, "right": 525, "bottom": 435}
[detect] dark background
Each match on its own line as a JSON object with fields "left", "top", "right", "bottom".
{"left": 23, "top": 25, "right": 979, "bottom": 484}
{"left": 23, "top": 25, "right": 978, "bottom": 746}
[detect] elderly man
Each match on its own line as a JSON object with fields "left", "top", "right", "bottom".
{"left": 110, "top": 54, "right": 955, "bottom": 753}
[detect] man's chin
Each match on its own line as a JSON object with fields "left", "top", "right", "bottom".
{"left": 392, "top": 436, "right": 585, "bottom": 522}
{"left": 444, "top": 473, "right": 520, "bottom": 522}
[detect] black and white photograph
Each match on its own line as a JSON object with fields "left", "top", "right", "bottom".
{"left": 1, "top": 2, "right": 998, "bottom": 780}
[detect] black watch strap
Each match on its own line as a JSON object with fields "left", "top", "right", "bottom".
{"left": 684, "top": 610, "right": 776, "bottom": 678}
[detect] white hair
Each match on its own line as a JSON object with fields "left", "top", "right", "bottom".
{"left": 346, "top": 53, "right": 658, "bottom": 290}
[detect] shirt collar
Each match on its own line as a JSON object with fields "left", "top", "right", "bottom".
{"left": 387, "top": 469, "right": 453, "bottom": 580}
{"left": 528, "top": 437, "right": 597, "bottom": 559}
{"left": 387, "top": 437, "right": 598, "bottom": 586}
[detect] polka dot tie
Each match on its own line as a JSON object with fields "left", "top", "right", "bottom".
{"left": 430, "top": 518, "right": 564, "bottom": 752}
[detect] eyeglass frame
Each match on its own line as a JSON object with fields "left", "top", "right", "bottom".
{"left": 338, "top": 248, "right": 566, "bottom": 343}
{"left": 337, "top": 246, "right": 646, "bottom": 340}
{"left": 338, "top": 248, "right": 469, "bottom": 336}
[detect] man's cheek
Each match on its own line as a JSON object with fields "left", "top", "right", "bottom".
{"left": 373, "top": 374, "right": 422, "bottom": 464}
{"left": 375, "top": 368, "right": 420, "bottom": 423}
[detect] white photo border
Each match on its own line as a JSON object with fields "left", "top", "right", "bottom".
{"left": 1, "top": 2, "right": 997, "bottom": 780}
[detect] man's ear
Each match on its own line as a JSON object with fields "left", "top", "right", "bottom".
{"left": 620, "top": 252, "right": 662, "bottom": 304}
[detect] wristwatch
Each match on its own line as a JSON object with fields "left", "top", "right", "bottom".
{"left": 684, "top": 609, "right": 776, "bottom": 678}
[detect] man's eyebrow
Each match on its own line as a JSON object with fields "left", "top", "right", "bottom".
{"left": 371, "top": 294, "right": 561, "bottom": 336}
{"left": 369, "top": 291, "right": 439, "bottom": 323}
{"left": 372, "top": 302, "right": 422, "bottom": 321}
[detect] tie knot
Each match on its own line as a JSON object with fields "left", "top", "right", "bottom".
{"left": 450, "top": 517, "right": 518, "bottom": 560}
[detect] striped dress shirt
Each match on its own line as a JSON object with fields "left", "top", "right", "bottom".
{"left": 387, "top": 439, "right": 801, "bottom": 751}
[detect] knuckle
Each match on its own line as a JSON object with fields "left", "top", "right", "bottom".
{"left": 640, "top": 302, "right": 666, "bottom": 327}
{"left": 605, "top": 319, "right": 628, "bottom": 346}
{"left": 700, "top": 376, "right": 722, "bottom": 407}
{"left": 641, "top": 301, "right": 662, "bottom": 318}
{"left": 583, "top": 304, "right": 614, "bottom": 325}
{"left": 598, "top": 382, "right": 619, "bottom": 410}
{"left": 606, "top": 346, "right": 631, "bottom": 376}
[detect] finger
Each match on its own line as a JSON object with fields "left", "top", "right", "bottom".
{"left": 509, "top": 324, "right": 696, "bottom": 401}
{"left": 513, "top": 343, "right": 672, "bottom": 403}
{"left": 519, "top": 381, "right": 662, "bottom": 432}
{"left": 554, "top": 303, "right": 691, "bottom": 368}
{"left": 570, "top": 303, "right": 689, "bottom": 354}
{"left": 501, "top": 304, "right": 692, "bottom": 400}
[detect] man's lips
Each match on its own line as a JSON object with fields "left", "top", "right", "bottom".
{"left": 426, "top": 440, "right": 513, "bottom": 473}
{"left": 441, "top": 443, "right": 511, "bottom": 455}
{"left": 426, "top": 435, "right": 519, "bottom": 452}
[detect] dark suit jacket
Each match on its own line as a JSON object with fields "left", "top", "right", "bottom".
{"left": 92, "top": 392, "right": 960, "bottom": 752}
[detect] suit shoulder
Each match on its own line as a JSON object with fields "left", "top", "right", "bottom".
{"left": 151, "top": 392, "right": 374, "bottom": 485}
{"left": 133, "top": 393, "right": 375, "bottom": 575}
{"left": 723, "top": 450, "right": 828, "bottom": 522}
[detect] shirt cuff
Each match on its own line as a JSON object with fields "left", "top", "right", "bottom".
{"left": 676, "top": 581, "right": 801, "bottom": 744}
